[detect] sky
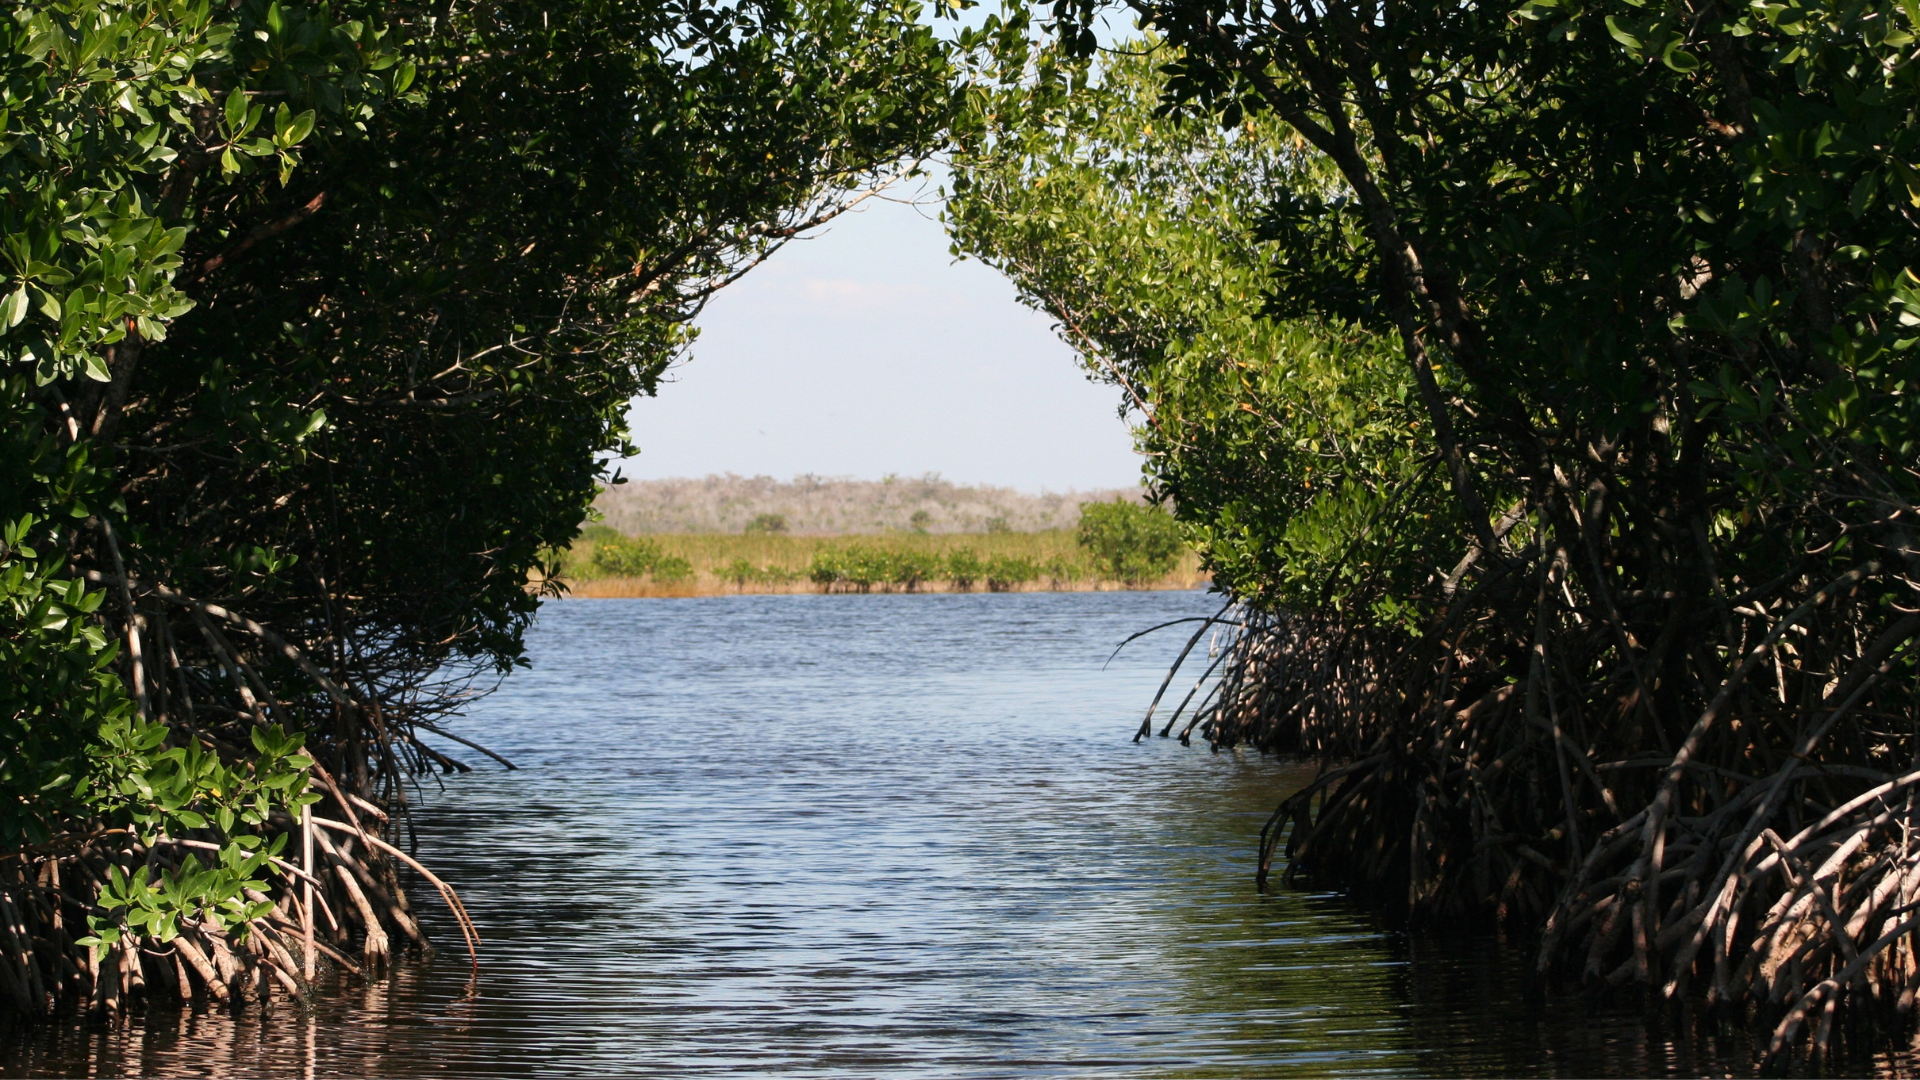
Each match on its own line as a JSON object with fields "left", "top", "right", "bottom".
{"left": 614, "top": 184, "right": 1148, "bottom": 494}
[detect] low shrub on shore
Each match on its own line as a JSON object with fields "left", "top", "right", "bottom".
{"left": 984, "top": 555, "right": 1039, "bottom": 592}
{"left": 590, "top": 534, "right": 694, "bottom": 583}
{"left": 1076, "top": 501, "right": 1183, "bottom": 586}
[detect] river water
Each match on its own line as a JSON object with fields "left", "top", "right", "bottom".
{"left": 0, "top": 590, "right": 1855, "bottom": 1076}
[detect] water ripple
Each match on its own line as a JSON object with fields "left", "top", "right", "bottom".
{"left": 0, "top": 591, "right": 1832, "bottom": 1076}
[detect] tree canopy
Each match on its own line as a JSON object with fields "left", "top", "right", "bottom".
{"left": 952, "top": 0, "right": 1920, "bottom": 1058}
{"left": 1, "top": 0, "right": 950, "bottom": 995}
{"left": 948, "top": 39, "right": 1436, "bottom": 616}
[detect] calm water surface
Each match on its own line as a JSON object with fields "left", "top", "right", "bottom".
{"left": 0, "top": 592, "right": 1832, "bottom": 1076}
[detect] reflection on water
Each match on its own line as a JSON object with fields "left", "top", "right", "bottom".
{"left": 0, "top": 591, "right": 1868, "bottom": 1076}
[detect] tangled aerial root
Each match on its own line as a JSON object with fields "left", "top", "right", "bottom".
{"left": 0, "top": 780, "right": 478, "bottom": 1022}
{"left": 1144, "top": 552, "right": 1920, "bottom": 1069}
{"left": 3, "top": 569, "right": 490, "bottom": 1024}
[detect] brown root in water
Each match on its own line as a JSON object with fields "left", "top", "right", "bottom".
{"left": 0, "top": 576, "right": 492, "bottom": 1023}
{"left": 0, "top": 805, "right": 461, "bottom": 1021}
{"left": 1157, "top": 522, "right": 1920, "bottom": 1069}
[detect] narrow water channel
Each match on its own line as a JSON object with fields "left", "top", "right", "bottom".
{"left": 0, "top": 591, "right": 1866, "bottom": 1076}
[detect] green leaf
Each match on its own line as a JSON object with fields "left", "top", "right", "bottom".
{"left": 0, "top": 285, "right": 26, "bottom": 329}
{"left": 1661, "top": 43, "right": 1700, "bottom": 71}
{"left": 224, "top": 87, "right": 247, "bottom": 135}
{"left": 1850, "top": 172, "right": 1879, "bottom": 218}
{"left": 1605, "top": 15, "right": 1644, "bottom": 50}
{"left": 284, "top": 109, "right": 314, "bottom": 146}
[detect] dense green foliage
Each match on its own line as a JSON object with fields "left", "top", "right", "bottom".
{"left": 1073, "top": 498, "right": 1184, "bottom": 585}
{"left": 992, "top": 0, "right": 1920, "bottom": 630}
{"left": 943, "top": 546, "right": 985, "bottom": 589}
{"left": 948, "top": 47, "right": 1433, "bottom": 614}
{"left": 592, "top": 535, "right": 694, "bottom": 583}
{"left": 955, "top": 0, "right": 1920, "bottom": 1053}
{"left": 2, "top": 0, "right": 949, "bottom": 977}
{"left": 805, "top": 544, "right": 1047, "bottom": 591}
{"left": 0, "top": 0, "right": 392, "bottom": 944}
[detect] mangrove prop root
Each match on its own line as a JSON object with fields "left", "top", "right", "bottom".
{"left": 0, "top": 805, "right": 447, "bottom": 1020}
{"left": 0, "top": 574, "right": 503, "bottom": 1022}
{"left": 1167, "top": 548, "right": 1920, "bottom": 1069}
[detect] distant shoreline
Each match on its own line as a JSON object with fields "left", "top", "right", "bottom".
{"left": 555, "top": 576, "right": 1210, "bottom": 599}
{"left": 544, "top": 528, "right": 1209, "bottom": 598}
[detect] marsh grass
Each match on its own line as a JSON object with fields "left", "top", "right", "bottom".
{"left": 550, "top": 528, "right": 1208, "bottom": 597}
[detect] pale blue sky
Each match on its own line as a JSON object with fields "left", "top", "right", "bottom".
{"left": 616, "top": 183, "right": 1147, "bottom": 493}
